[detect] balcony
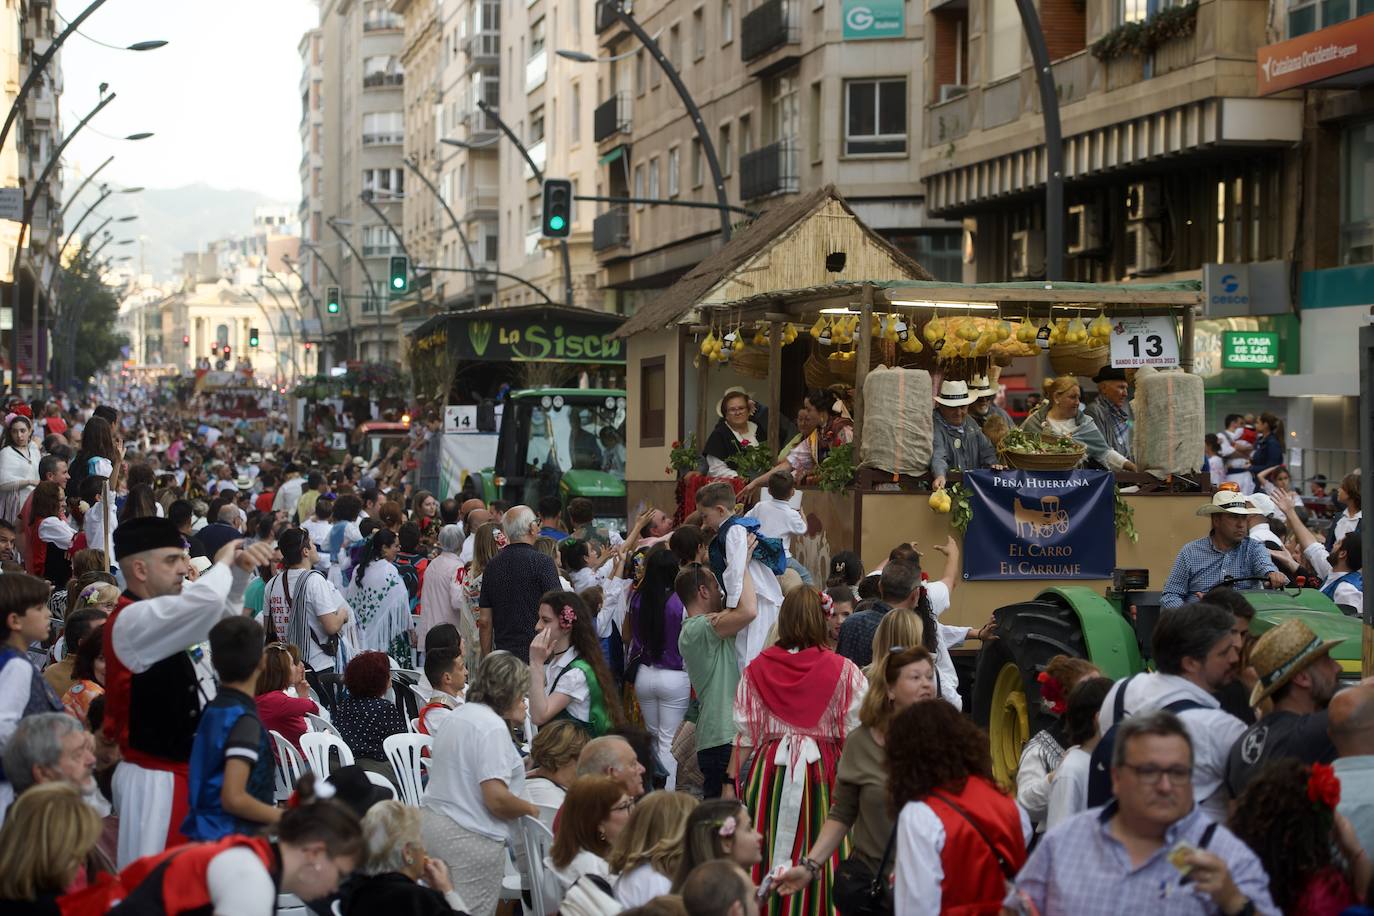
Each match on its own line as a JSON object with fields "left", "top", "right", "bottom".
{"left": 464, "top": 31, "right": 500, "bottom": 70}
{"left": 596, "top": 0, "right": 632, "bottom": 34}
{"left": 525, "top": 228, "right": 543, "bottom": 256}
{"left": 363, "top": 13, "right": 403, "bottom": 31}
{"left": 468, "top": 184, "right": 499, "bottom": 214}
{"left": 740, "top": 139, "right": 798, "bottom": 201}
{"left": 593, "top": 206, "right": 630, "bottom": 251}
{"left": 525, "top": 49, "right": 547, "bottom": 92}
{"left": 363, "top": 243, "right": 403, "bottom": 257}
{"left": 594, "top": 93, "right": 631, "bottom": 142}
{"left": 526, "top": 139, "right": 547, "bottom": 180}
{"left": 362, "top": 131, "right": 404, "bottom": 146}
{"left": 741, "top": 0, "right": 798, "bottom": 67}
{"left": 363, "top": 72, "right": 404, "bottom": 90}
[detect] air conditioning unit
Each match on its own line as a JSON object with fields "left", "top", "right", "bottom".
{"left": 1124, "top": 222, "right": 1161, "bottom": 275}
{"left": 1010, "top": 229, "right": 1045, "bottom": 279}
{"left": 939, "top": 84, "right": 968, "bottom": 102}
{"left": 1066, "top": 203, "right": 1103, "bottom": 255}
{"left": 1125, "top": 180, "right": 1161, "bottom": 221}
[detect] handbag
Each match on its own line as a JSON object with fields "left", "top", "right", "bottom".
{"left": 831, "top": 825, "right": 897, "bottom": 916}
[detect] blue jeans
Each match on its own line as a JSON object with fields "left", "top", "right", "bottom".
{"left": 786, "top": 557, "right": 814, "bottom": 585}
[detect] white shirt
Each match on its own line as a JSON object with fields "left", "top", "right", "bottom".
{"left": 1046, "top": 745, "right": 1092, "bottom": 829}
{"left": 1097, "top": 672, "right": 1247, "bottom": 820}
{"left": 934, "top": 625, "right": 967, "bottom": 710}
{"left": 615, "top": 862, "right": 672, "bottom": 908}
{"left": 544, "top": 647, "right": 591, "bottom": 723}
{"left": 894, "top": 798, "right": 1032, "bottom": 916}
{"left": 458, "top": 532, "right": 475, "bottom": 566}
{"left": 424, "top": 701, "right": 526, "bottom": 841}
{"left": 84, "top": 499, "right": 118, "bottom": 560}
{"left": 265, "top": 569, "right": 348, "bottom": 671}
{"left": 549, "top": 849, "right": 610, "bottom": 892}
{"left": 745, "top": 492, "right": 807, "bottom": 559}
{"left": 721, "top": 521, "right": 782, "bottom": 670}
{"left": 204, "top": 846, "right": 277, "bottom": 916}
{"left": 37, "top": 516, "right": 75, "bottom": 550}
{"left": 272, "top": 476, "right": 305, "bottom": 517}
{"left": 1334, "top": 510, "right": 1362, "bottom": 547}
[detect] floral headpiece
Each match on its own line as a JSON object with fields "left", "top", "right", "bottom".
{"left": 78, "top": 583, "right": 108, "bottom": 603}
{"left": 1036, "top": 671, "right": 1068, "bottom": 716}
{"left": 287, "top": 778, "right": 336, "bottom": 808}
{"left": 819, "top": 591, "right": 835, "bottom": 618}
{"left": 1307, "top": 762, "right": 1341, "bottom": 811}
{"left": 717, "top": 815, "right": 737, "bottom": 838}
{"left": 494, "top": 529, "right": 509, "bottom": 549}
{"left": 8, "top": 404, "right": 31, "bottom": 420}
{"left": 558, "top": 604, "right": 577, "bottom": 630}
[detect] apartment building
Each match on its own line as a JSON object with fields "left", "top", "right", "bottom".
{"left": 495, "top": 0, "right": 603, "bottom": 308}
{"left": 0, "top": 1, "right": 20, "bottom": 288}
{"left": 589, "top": 0, "right": 957, "bottom": 311}
{"left": 432, "top": 0, "right": 501, "bottom": 309}
{"left": 305, "top": 0, "right": 408, "bottom": 365}
{"left": 297, "top": 24, "right": 325, "bottom": 291}
{"left": 395, "top": 0, "right": 441, "bottom": 274}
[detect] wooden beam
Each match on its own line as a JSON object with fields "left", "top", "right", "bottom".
{"left": 882, "top": 285, "right": 1203, "bottom": 305}
{"left": 768, "top": 320, "right": 782, "bottom": 454}
{"left": 853, "top": 285, "right": 874, "bottom": 457}
{"left": 1179, "top": 305, "right": 1195, "bottom": 373}
{"left": 696, "top": 345, "right": 710, "bottom": 447}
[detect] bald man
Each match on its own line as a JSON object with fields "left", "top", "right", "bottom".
{"left": 458, "top": 505, "right": 494, "bottom": 566}
{"left": 1332, "top": 685, "right": 1374, "bottom": 857}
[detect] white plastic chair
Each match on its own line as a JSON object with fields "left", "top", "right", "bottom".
{"left": 364, "top": 770, "right": 398, "bottom": 798}
{"left": 383, "top": 732, "right": 431, "bottom": 806}
{"left": 408, "top": 716, "right": 420, "bottom": 734}
{"left": 408, "top": 683, "right": 431, "bottom": 709}
{"left": 305, "top": 712, "right": 341, "bottom": 738}
{"left": 277, "top": 893, "right": 308, "bottom": 916}
{"left": 299, "top": 731, "right": 354, "bottom": 777}
{"left": 269, "top": 730, "right": 308, "bottom": 801}
{"left": 517, "top": 815, "right": 559, "bottom": 916}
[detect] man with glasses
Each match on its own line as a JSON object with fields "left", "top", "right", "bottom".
{"left": 1096, "top": 603, "right": 1248, "bottom": 821}
{"left": 1007, "top": 711, "right": 1275, "bottom": 915}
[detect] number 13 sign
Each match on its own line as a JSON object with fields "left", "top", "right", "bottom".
{"left": 1108, "top": 315, "right": 1180, "bottom": 368}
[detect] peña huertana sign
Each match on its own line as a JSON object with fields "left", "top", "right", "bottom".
{"left": 962, "top": 470, "right": 1116, "bottom": 580}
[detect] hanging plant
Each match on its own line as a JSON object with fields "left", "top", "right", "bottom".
{"left": 668, "top": 434, "right": 701, "bottom": 475}
{"left": 1090, "top": 1, "right": 1197, "bottom": 61}
{"left": 817, "top": 444, "right": 856, "bottom": 493}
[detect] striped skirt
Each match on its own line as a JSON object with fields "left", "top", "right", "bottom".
{"left": 741, "top": 737, "right": 847, "bottom": 916}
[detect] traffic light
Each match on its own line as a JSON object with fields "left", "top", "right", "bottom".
{"left": 389, "top": 255, "right": 409, "bottom": 296}
{"left": 326, "top": 286, "right": 341, "bottom": 315}
{"left": 304, "top": 341, "right": 313, "bottom": 351}
{"left": 182, "top": 335, "right": 190, "bottom": 346}
{"left": 542, "top": 178, "right": 572, "bottom": 239}
{"left": 249, "top": 327, "right": 260, "bottom": 348}
{"left": 222, "top": 345, "right": 231, "bottom": 358}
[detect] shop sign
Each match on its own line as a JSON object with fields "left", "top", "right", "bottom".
{"left": 962, "top": 470, "right": 1116, "bottom": 580}
{"left": 1257, "top": 13, "right": 1374, "bottom": 95}
{"left": 1108, "top": 315, "right": 1180, "bottom": 368}
{"left": 1221, "top": 330, "right": 1280, "bottom": 369}
{"left": 1203, "top": 262, "right": 1290, "bottom": 317}
{"left": 843, "top": 0, "right": 904, "bottom": 40}
{"left": 455, "top": 317, "right": 624, "bottom": 363}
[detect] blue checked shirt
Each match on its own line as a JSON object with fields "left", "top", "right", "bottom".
{"left": 1006, "top": 802, "right": 1278, "bottom": 916}
{"left": 1160, "top": 535, "right": 1277, "bottom": 609}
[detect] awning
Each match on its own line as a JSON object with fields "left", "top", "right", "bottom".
{"left": 598, "top": 144, "right": 628, "bottom": 166}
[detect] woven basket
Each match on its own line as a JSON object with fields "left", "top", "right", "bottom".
{"left": 804, "top": 353, "right": 834, "bottom": 388}
{"left": 1000, "top": 437, "right": 1086, "bottom": 471}
{"left": 729, "top": 345, "right": 769, "bottom": 379}
{"left": 827, "top": 352, "right": 858, "bottom": 384}
{"left": 1049, "top": 340, "right": 1110, "bottom": 377}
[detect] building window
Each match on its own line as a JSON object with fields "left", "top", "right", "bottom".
{"left": 987, "top": 0, "right": 1022, "bottom": 81}
{"left": 530, "top": 17, "right": 546, "bottom": 55}
{"left": 635, "top": 50, "right": 646, "bottom": 95}
{"left": 649, "top": 157, "right": 661, "bottom": 200}
{"left": 530, "top": 107, "right": 546, "bottom": 143}
{"left": 693, "top": 7, "right": 706, "bottom": 59}
{"left": 362, "top": 111, "right": 404, "bottom": 145}
{"left": 1119, "top": 0, "right": 1148, "bottom": 24}
{"left": 739, "top": 114, "right": 753, "bottom": 155}
{"left": 809, "top": 81, "right": 823, "bottom": 161}
{"left": 767, "top": 73, "right": 799, "bottom": 144}
{"left": 362, "top": 168, "right": 406, "bottom": 198}
{"left": 1288, "top": 0, "right": 1374, "bottom": 36}
{"left": 722, "top": 0, "right": 734, "bottom": 43}
{"left": 668, "top": 24, "right": 681, "bottom": 68}
{"left": 639, "top": 357, "right": 666, "bottom": 446}
{"left": 1343, "top": 121, "right": 1374, "bottom": 264}
{"left": 720, "top": 123, "right": 733, "bottom": 175}
{"left": 844, "top": 79, "right": 906, "bottom": 155}
{"left": 691, "top": 137, "right": 704, "bottom": 187}
{"left": 668, "top": 146, "right": 681, "bottom": 196}
{"left": 571, "top": 82, "right": 582, "bottom": 143}
{"left": 634, "top": 163, "right": 646, "bottom": 208}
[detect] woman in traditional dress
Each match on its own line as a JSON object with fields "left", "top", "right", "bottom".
{"left": 745, "top": 389, "right": 854, "bottom": 492}
{"left": 24, "top": 481, "right": 73, "bottom": 588}
{"left": 734, "top": 586, "right": 866, "bottom": 916}
{"left": 702, "top": 387, "right": 766, "bottom": 478}
{"left": 346, "top": 528, "right": 414, "bottom": 667}
{"left": 1020, "top": 375, "right": 1137, "bottom": 472}
{"left": 0, "top": 414, "right": 41, "bottom": 525}
{"left": 528, "top": 591, "right": 625, "bottom": 738}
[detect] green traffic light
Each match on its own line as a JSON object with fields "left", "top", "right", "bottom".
{"left": 392, "top": 276, "right": 404, "bottom": 288}
{"left": 549, "top": 215, "right": 566, "bottom": 231}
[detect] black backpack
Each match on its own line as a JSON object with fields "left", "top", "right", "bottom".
{"left": 1086, "top": 674, "right": 1206, "bottom": 807}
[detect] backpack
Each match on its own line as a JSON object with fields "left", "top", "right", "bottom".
{"left": 1086, "top": 674, "right": 1207, "bottom": 808}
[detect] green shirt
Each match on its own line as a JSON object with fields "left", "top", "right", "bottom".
{"left": 677, "top": 614, "right": 740, "bottom": 752}
{"left": 243, "top": 576, "right": 267, "bottom": 620}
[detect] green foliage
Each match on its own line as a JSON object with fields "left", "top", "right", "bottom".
{"left": 726, "top": 441, "right": 776, "bottom": 481}
{"left": 817, "top": 443, "right": 855, "bottom": 493}
{"left": 54, "top": 246, "right": 128, "bottom": 386}
{"left": 669, "top": 434, "right": 700, "bottom": 474}
{"left": 1115, "top": 486, "right": 1138, "bottom": 543}
{"left": 949, "top": 482, "right": 973, "bottom": 534}
{"left": 1090, "top": 2, "right": 1198, "bottom": 61}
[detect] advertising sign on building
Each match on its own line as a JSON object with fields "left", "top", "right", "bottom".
{"left": 1257, "top": 13, "right": 1374, "bottom": 95}
{"left": 0, "top": 188, "right": 22, "bottom": 223}
{"left": 961, "top": 470, "right": 1117, "bottom": 580}
{"left": 842, "top": 0, "right": 904, "bottom": 40}
{"left": 1202, "top": 262, "right": 1291, "bottom": 316}
{"left": 1108, "top": 315, "right": 1180, "bottom": 368}
{"left": 1221, "top": 331, "right": 1280, "bottom": 369}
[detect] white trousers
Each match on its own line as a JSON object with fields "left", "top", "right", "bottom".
{"left": 634, "top": 665, "right": 691, "bottom": 790}
{"left": 112, "top": 760, "right": 176, "bottom": 868}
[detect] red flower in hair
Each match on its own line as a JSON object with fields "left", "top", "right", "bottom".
{"left": 1307, "top": 762, "right": 1341, "bottom": 810}
{"left": 10, "top": 404, "right": 31, "bottom": 419}
{"left": 558, "top": 604, "right": 577, "bottom": 630}
{"left": 819, "top": 591, "right": 835, "bottom": 618}
{"left": 1037, "top": 671, "right": 1068, "bottom": 716}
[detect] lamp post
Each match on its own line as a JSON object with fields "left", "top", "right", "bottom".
{"left": 1013, "top": 0, "right": 1064, "bottom": 280}
{"left": 358, "top": 188, "right": 431, "bottom": 316}
{"left": 276, "top": 258, "right": 329, "bottom": 368}
{"left": 57, "top": 155, "right": 114, "bottom": 220}
{"left": 244, "top": 287, "right": 301, "bottom": 381}
{"left": 577, "top": 1, "right": 732, "bottom": 243}
{"left": 399, "top": 158, "right": 482, "bottom": 311}
{"left": 472, "top": 100, "right": 575, "bottom": 306}
{"left": 325, "top": 217, "right": 383, "bottom": 362}
{"left": 298, "top": 240, "right": 357, "bottom": 360}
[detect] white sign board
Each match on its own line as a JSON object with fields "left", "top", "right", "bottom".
{"left": 330, "top": 432, "right": 347, "bottom": 451}
{"left": 444, "top": 405, "right": 478, "bottom": 434}
{"left": 1109, "top": 315, "right": 1180, "bottom": 368}
{"left": 0, "top": 188, "right": 22, "bottom": 222}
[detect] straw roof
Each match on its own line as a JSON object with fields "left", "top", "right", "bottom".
{"left": 615, "top": 185, "right": 933, "bottom": 338}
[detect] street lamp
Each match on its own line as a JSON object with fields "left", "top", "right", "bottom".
{"left": 60, "top": 183, "right": 143, "bottom": 256}
{"left": 325, "top": 217, "right": 385, "bottom": 361}
{"left": 398, "top": 159, "right": 483, "bottom": 311}
{"left": 555, "top": 32, "right": 659, "bottom": 63}
{"left": 297, "top": 241, "right": 357, "bottom": 359}
{"left": 439, "top": 137, "right": 498, "bottom": 151}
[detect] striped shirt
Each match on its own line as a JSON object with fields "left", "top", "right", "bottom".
{"left": 1161, "top": 535, "right": 1277, "bottom": 609}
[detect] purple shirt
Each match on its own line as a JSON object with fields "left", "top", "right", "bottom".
{"left": 628, "top": 592, "right": 685, "bottom": 671}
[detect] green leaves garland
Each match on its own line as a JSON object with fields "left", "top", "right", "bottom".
{"left": 1090, "top": 2, "right": 1198, "bottom": 61}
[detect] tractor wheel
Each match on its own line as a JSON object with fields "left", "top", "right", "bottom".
{"left": 972, "top": 595, "right": 1089, "bottom": 786}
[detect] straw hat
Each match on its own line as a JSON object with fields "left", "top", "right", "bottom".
{"left": 716, "top": 386, "right": 753, "bottom": 417}
{"left": 1248, "top": 618, "right": 1344, "bottom": 706}
{"left": 1246, "top": 492, "right": 1283, "bottom": 521}
{"left": 1195, "top": 490, "right": 1263, "bottom": 517}
{"left": 968, "top": 374, "right": 995, "bottom": 398}
{"left": 934, "top": 379, "right": 977, "bottom": 407}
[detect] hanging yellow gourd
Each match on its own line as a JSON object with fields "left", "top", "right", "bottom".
{"left": 957, "top": 319, "right": 981, "bottom": 342}
{"left": 700, "top": 329, "right": 718, "bottom": 356}
{"left": 1066, "top": 317, "right": 1089, "bottom": 343}
{"left": 1015, "top": 320, "right": 1038, "bottom": 343}
{"left": 995, "top": 320, "right": 1013, "bottom": 342}
{"left": 924, "top": 316, "right": 946, "bottom": 345}
{"left": 810, "top": 316, "right": 827, "bottom": 339}
{"left": 752, "top": 325, "right": 768, "bottom": 347}
{"left": 1089, "top": 312, "right": 1112, "bottom": 340}
{"left": 783, "top": 323, "right": 798, "bottom": 344}
{"left": 901, "top": 334, "right": 923, "bottom": 354}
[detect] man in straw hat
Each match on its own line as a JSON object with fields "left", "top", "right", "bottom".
{"left": 930, "top": 379, "right": 1000, "bottom": 491}
{"left": 1084, "top": 366, "right": 1134, "bottom": 463}
{"left": 1223, "top": 618, "right": 1344, "bottom": 798}
{"left": 967, "top": 371, "right": 1013, "bottom": 430}
{"left": 1161, "top": 488, "right": 1287, "bottom": 609}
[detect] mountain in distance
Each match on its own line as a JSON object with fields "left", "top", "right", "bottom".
{"left": 64, "top": 182, "right": 287, "bottom": 282}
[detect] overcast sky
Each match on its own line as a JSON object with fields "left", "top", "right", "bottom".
{"left": 57, "top": 0, "right": 319, "bottom": 203}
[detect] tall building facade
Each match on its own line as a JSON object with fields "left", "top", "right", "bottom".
{"left": 395, "top": 0, "right": 441, "bottom": 277}
{"left": 589, "top": 0, "right": 956, "bottom": 311}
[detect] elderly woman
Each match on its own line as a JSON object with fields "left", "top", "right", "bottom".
{"left": 521, "top": 720, "right": 590, "bottom": 825}
{"left": 421, "top": 651, "right": 540, "bottom": 916}
{"left": 339, "top": 801, "right": 470, "bottom": 915}
{"left": 333, "top": 652, "right": 408, "bottom": 782}
{"left": 702, "top": 387, "right": 765, "bottom": 479}
{"left": 1021, "top": 376, "right": 1137, "bottom": 472}
{"left": 418, "top": 524, "right": 477, "bottom": 665}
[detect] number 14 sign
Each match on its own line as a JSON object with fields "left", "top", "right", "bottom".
{"left": 1108, "top": 315, "right": 1180, "bottom": 368}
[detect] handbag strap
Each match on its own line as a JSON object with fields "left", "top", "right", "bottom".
{"left": 928, "top": 790, "right": 1017, "bottom": 880}
{"left": 870, "top": 823, "right": 899, "bottom": 892}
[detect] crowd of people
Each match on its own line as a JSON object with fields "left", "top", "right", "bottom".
{"left": 0, "top": 386, "right": 1367, "bottom": 916}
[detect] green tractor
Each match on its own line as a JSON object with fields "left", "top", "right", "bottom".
{"left": 972, "top": 570, "right": 1365, "bottom": 786}
{"left": 468, "top": 388, "right": 628, "bottom": 529}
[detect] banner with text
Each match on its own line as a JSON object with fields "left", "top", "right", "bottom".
{"left": 963, "top": 470, "right": 1116, "bottom": 580}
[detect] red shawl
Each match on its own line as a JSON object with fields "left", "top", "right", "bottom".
{"left": 742, "top": 645, "right": 848, "bottom": 730}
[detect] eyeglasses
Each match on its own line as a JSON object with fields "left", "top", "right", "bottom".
{"left": 1119, "top": 763, "right": 1191, "bottom": 785}
{"left": 611, "top": 799, "right": 636, "bottom": 813}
